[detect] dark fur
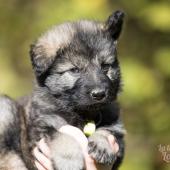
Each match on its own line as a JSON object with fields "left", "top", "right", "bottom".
{"left": 0, "top": 11, "right": 125, "bottom": 170}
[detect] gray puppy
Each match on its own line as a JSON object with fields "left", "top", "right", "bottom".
{"left": 0, "top": 11, "right": 126, "bottom": 170}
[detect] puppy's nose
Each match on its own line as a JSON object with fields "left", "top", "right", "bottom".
{"left": 91, "top": 89, "right": 106, "bottom": 101}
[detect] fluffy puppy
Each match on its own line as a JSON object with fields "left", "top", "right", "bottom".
{"left": 0, "top": 10, "right": 125, "bottom": 170}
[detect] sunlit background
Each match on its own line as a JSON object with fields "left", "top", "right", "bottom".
{"left": 0, "top": 0, "right": 170, "bottom": 169}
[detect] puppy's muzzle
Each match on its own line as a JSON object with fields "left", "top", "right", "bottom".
{"left": 91, "top": 88, "right": 106, "bottom": 101}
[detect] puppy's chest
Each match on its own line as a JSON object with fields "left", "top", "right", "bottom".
{"left": 42, "top": 110, "right": 103, "bottom": 131}
{"left": 71, "top": 111, "right": 103, "bottom": 132}
{"left": 28, "top": 105, "right": 104, "bottom": 139}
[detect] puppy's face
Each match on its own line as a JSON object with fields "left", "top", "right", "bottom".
{"left": 30, "top": 11, "right": 124, "bottom": 110}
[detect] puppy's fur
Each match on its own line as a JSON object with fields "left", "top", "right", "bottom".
{"left": 0, "top": 11, "right": 125, "bottom": 170}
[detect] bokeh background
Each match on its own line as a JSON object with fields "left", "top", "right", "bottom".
{"left": 0, "top": 0, "right": 170, "bottom": 169}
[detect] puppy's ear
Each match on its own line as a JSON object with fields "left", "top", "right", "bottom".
{"left": 105, "top": 10, "right": 125, "bottom": 40}
{"left": 30, "top": 44, "right": 56, "bottom": 77}
{"left": 30, "top": 44, "right": 57, "bottom": 85}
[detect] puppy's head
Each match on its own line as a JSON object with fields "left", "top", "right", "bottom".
{"left": 30, "top": 11, "right": 124, "bottom": 110}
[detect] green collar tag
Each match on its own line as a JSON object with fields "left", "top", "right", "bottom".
{"left": 83, "top": 121, "right": 96, "bottom": 137}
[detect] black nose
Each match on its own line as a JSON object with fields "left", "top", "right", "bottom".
{"left": 91, "top": 89, "right": 106, "bottom": 101}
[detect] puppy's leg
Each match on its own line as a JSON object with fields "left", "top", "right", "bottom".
{"left": 88, "top": 103, "right": 125, "bottom": 169}
{"left": 88, "top": 121, "right": 125, "bottom": 169}
{"left": 88, "top": 123, "right": 124, "bottom": 166}
{"left": 0, "top": 151, "right": 28, "bottom": 170}
{"left": 47, "top": 132, "right": 85, "bottom": 170}
{"left": 0, "top": 95, "right": 18, "bottom": 137}
{"left": 0, "top": 95, "right": 28, "bottom": 170}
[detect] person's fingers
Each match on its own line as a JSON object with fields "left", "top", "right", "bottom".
{"left": 34, "top": 129, "right": 118, "bottom": 170}
{"left": 34, "top": 160, "right": 47, "bottom": 170}
{"left": 84, "top": 153, "right": 97, "bottom": 170}
{"left": 59, "top": 125, "right": 88, "bottom": 152}
{"left": 33, "top": 147, "right": 53, "bottom": 170}
{"left": 107, "top": 135, "right": 119, "bottom": 154}
{"left": 59, "top": 125, "right": 97, "bottom": 170}
{"left": 85, "top": 135, "right": 119, "bottom": 170}
{"left": 37, "top": 138, "right": 51, "bottom": 158}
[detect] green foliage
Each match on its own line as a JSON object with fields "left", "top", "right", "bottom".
{"left": 154, "top": 48, "right": 170, "bottom": 76}
{"left": 0, "top": 0, "right": 169, "bottom": 169}
{"left": 121, "top": 58, "right": 162, "bottom": 102}
{"left": 139, "top": 3, "right": 170, "bottom": 32}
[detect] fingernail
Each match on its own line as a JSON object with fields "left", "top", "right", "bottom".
{"left": 32, "top": 147, "right": 38, "bottom": 156}
{"left": 109, "top": 135, "right": 116, "bottom": 144}
{"left": 114, "top": 142, "right": 119, "bottom": 153}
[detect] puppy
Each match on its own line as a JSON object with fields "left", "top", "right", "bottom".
{"left": 0, "top": 10, "right": 125, "bottom": 170}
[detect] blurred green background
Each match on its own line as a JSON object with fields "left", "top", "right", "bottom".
{"left": 0, "top": 0, "right": 170, "bottom": 169}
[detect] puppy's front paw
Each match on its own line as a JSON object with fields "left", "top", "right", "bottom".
{"left": 48, "top": 133, "right": 85, "bottom": 170}
{"left": 88, "top": 131, "right": 118, "bottom": 165}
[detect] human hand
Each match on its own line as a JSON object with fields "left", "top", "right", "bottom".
{"left": 33, "top": 138, "right": 53, "bottom": 170}
{"left": 33, "top": 125, "right": 119, "bottom": 170}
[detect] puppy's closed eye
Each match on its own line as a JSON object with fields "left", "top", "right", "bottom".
{"left": 69, "top": 67, "right": 80, "bottom": 74}
{"left": 56, "top": 67, "right": 79, "bottom": 75}
{"left": 101, "top": 63, "right": 112, "bottom": 73}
